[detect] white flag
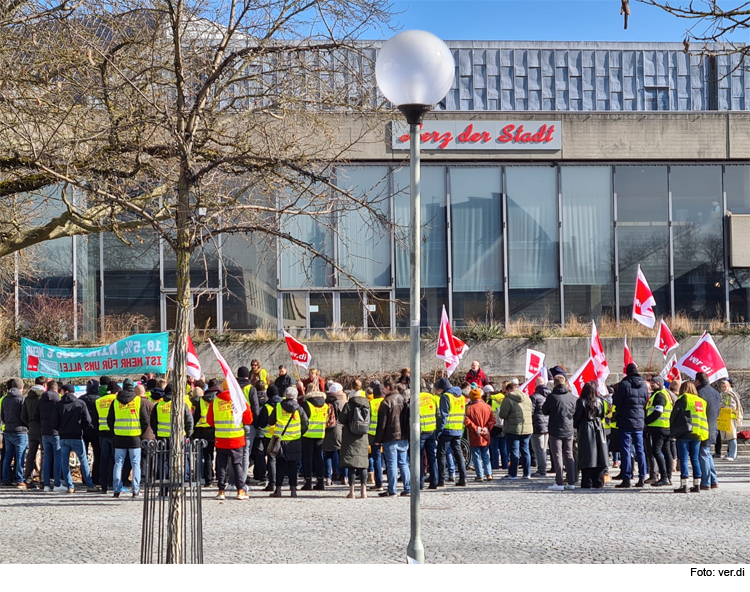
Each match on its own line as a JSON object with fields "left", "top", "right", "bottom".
{"left": 208, "top": 339, "right": 247, "bottom": 427}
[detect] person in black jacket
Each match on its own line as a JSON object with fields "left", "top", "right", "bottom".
{"left": 34, "top": 381, "right": 62, "bottom": 491}
{"left": 612, "top": 363, "right": 649, "bottom": 488}
{"left": 107, "top": 378, "right": 150, "bottom": 498}
{"left": 529, "top": 377, "right": 550, "bottom": 477}
{"left": 1, "top": 378, "right": 28, "bottom": 488}
{"left": 274, "top": 365, "right": 294, "bottom": 393}
{"left": 257, "top": 385, "right": 282, "bottom": 491}
{"left": 542, "top": 375, "right": 577, "bottom": 490}
{"left": 237, "top": 366, "right": 260, "bottom": 488}
{"left": 79, "top": 379, "right": 101, "bottom": 487}
{"left": 695, "top": 372, "right": 721, "bottom": 490}
{"left": 21, "top": 377, "right": 46, "bottom": 488}
{"left": 266, "top": 387, "right": 309, "bottom": 498}
{"left": 192, "top": 383, "right": 218, "bottom": 487}
{"left": 53, "top": 384, "right": 96, "bottom": 493}
{"left": 645, "top": 376, "right": 673, "bottom": 487}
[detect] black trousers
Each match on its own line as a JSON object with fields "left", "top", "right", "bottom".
{"left": 275, "top": 458, "right": 298, "bottom": 489}
{"left": 648, "top": 430, "right": 673, "bottom": 480}
{"left": 83, "top": 431, "right": 101, "bottom": 485}
{"left": 581, "top": 467, "right": 606, "bottom": 488}
{"left": 23, "top": 438, "right": 41, "bottom": 481}
{"left": 301, "top": 437, "right": 325, "bottom": 481}
{"left": 99, "top": 436, "right": 114, "bottom": 491}
{"left": 252, "top": 436, "right": 266, "bottom": 480}
{"left": 346, "top": 467, "right": 367, "bottom": 484}
{"left": 263, "top": 438, "right": 276, "bottom": 485}
{"left": 216, "top": 447, "right": 244, "bottom": 491}
{"left": 437, "top": 434, "right": 467, "bottom": 485}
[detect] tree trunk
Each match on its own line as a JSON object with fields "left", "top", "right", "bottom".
{"left": 167, "top": 165, "right": 191, "bottom": 564}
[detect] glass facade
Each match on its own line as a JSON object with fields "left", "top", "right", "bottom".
{"left": 10, "top": 163, "right": 749, "bottom": 337}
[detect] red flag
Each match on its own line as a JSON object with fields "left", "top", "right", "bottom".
{"left": 525, "top": 349, "right": 546, "bottom": 379}
{"left": 654, "top": 319, "right": 679, "bottom": 358}
{"left": 590, "top": 320, "right": 610, "bottom": 393}
{"left": 676, "top": 333, "right": 728, "bottom": 383}
{"left": 660, "top": 354, "right": 680, "bottom": 383}
{"left": 570, "top": 358, "right": 598, "bottom": 397}
{"left": 168, "top": 335, "right": 202, "bottom": 380}
{"left": 208, "top": 339, "right": 249, "bottom": 427}
{"left": 283, "top": 330, "right": 311, "bottom": 370}
{"left": 632, "top": 265, "right": 656, "bottom": 329}
{"left": 623, "top": 335, "right": 634, "bottom": 375}
{"left": 436, "top": 305, "right": 468, "bottom": 377}
{"left": 520, "top": 365, "right": 547, "bottom": 396}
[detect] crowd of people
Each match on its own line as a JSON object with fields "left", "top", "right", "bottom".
{"left": 0, "top": 359, "right": 744, "bottom": 500}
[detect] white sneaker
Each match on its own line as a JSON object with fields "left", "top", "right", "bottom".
{"left": 501, "top": 475, "right": 518, "bottom": 480}
{"left": 43, "top": 486, "right": 52, "bottom": 492}
{"left": 53, "top": 485, "right": 67, "bottom": 493}
{"left": 548, "top": 484, "right": 565, "bottom": 491}
{"left": 564, "top": 484, "right": 576, "bottom": 490}
{"left": 724, "top": 457, "right": 735, "bottom": 462}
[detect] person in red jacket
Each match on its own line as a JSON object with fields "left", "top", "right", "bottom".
{"left": 466, "top": 361, "right": 489, "bottom": 389}
{"left": 206, "top": 380, "right": 253, "bottom": 500}
{"left": 464, "top": 386, "right": 496, "bottom": 481}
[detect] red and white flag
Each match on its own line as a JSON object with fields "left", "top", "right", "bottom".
{"left": 676, "top": 333, "right": 728, "bottom": 383}
{"left": 632, "top": 265, "right": 656, "bottom": 329}
{"left": 570, "top": 358, "right": 598, "bottom": 397}
{"left": 208, "top": 339, "right": 248, "bottom": 427}
{"left": 525, "top": 349, "right": 546, "bottom": 380}
{"left": 654, "top": 319, "right": 679, "bottom": 358}
{"left": 623, "top": 335, "right": 634, "bottom": 375}
{"left": 520, "top": 366, "right": 548, "bottom": 396}
{"left": 590, "top": 320, "right": 610, "bottom": 394}
{"left": 168, "top": 335, "right": 202, "bottom": 380}
{"left": 436, "top": 305, "right": 468, "bottom": 377}
{"left": 660, "top": 354, "right": 680, "bottom": 383}
{"left": 283, "top": 330, "right": 312, "bottom": 370}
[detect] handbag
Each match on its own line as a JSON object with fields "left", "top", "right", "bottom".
{"left": 266, "top": 410, "right": 296, "bottom": 458}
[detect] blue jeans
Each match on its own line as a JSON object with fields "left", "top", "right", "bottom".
{"left": 41, "top": 435, "right": 62, "bottom": 488}
{"left": 618, "top": 430, "right": 648, "bottom": 482}
{"left": 726, "top": 439, "right": 738, "bottom": 460}
{"left": 471, "top": 445, "right": 492, "bottom": 479}
{"left": 676, "top": 438, "right": 702, "bottom": 479}
{"left": 490, "top": 434, "right": 508, "bottom": 470}
{"left": 699, "top": 442, "right": 718, "bottom": 487}
{"left": 114, "top": 448, "right": 141, "bottom": 494}
{"left": 420, "top": 432, "right": 438, "bottom": 488}
{"left": 324, "top": 450, "right": 339, "bottom": 480}
{"left": 60, "top": 439, "right": 94, "bottom": 489}
{"left": 369, "top": 440, "right": 382, "bottom": 487}
{"left": 382, "top": 439, "right": 410, "bottom": 494}
{"left": 505, "top": 434, "right": 531, "bottom": 478}
{"left": 2, "top": 432, "right": 28, "bottom": 484}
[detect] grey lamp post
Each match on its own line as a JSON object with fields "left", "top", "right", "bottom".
{"left": 375, "top": 30, "right": 455, "bottom": 565}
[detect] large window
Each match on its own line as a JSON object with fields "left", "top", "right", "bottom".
{"left": 671, "top": 166, "right": 724, "bottom": 319}
{"left": 615, "top": 166, "right": 670, "bottom": 320}
{"left": 506, "top": 166, "right": 560, "bottom": 323}
{"left": 726, "top": 165, "right": 750, "bottom": 322}
{"left": 562, "top": 166, "right": 615, "bottom": 321}
{"left": 450, "top": 167, "right": 503, "bottom": 327}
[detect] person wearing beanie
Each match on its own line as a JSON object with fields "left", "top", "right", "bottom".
{"left": 79, "top": 379, "right": 101, "bottom": 487}
{"left": 21, "top": 377, "right": 46, "bottom": 489}
{"left": 206, "top": 377, "right": 254, "bottom": 500}
{"left": 464, "top": 387, "right": 496, "bottom": 481}
{"left": 338, "top": 387, "right": 370, "bottom": 499}
{"left": 1, "top": 378, "right": 28, "bottom": 488}
{"left": 257, "top": 384, "right": 283, "bottom": 491}
{"left": 435, "top": 377, "right": 468, "bottom": 487}
{"left": 543, "top": 375, "right": 578, "bottom": 491}
{"left": 530, "top": 375, "right": 551, "bottom": 477}
{"left": 144, "top": 379, "right": 158, "bottom": 401}
{"left": 265, "top": 386, "right": 309, "bottom": 498}
{"left": 323, "top": 382, "right": 346, "bottom": 486}
{"left": 92, "top": 381, "right": 118, "bottom": 494}
{"left": 99, "top": 376, "right": 112, "bottom": 397}
{"left": 193, "top": 380, "right": 221, "bottom": 487}
{"left": 107, "top": 378, "right": 149, "bottom": 498}
{"left": 34, "top": 380, "right": 62, "bottom": 491}
{"left": 54, "top": 384, "right": 97, "bottom": 494}
{"left": 236, "top": 365, "right": 260, "bottom": 490}
{"left": 612, "top": 363, "right": 650, "bottom": 488}
{"left": 645, "top": 375, "right": 673, "bottom": 487}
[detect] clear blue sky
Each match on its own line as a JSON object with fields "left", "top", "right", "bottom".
{"left": 361, "top": 1, "right": 743, "bottom": 42}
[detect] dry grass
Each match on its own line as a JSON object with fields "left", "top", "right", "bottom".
{"left": 103, "top": 313, "right": 155, "bottom": 342}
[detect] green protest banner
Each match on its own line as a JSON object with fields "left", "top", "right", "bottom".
{"left": 21, "top": 333, "right": 169, "bottom": 379}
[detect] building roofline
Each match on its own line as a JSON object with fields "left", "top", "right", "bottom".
{"left": 357, "top": 39, "right": 739, "bottom": 50}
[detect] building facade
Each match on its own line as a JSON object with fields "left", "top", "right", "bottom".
{"left": 10, "top": 42, "right": 750, "bottom": 338}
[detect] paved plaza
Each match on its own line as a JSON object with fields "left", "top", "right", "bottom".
{"left": 1, "top": 453, "right": 748, "bottom": 564}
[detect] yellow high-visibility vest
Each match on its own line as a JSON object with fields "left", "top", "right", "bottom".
{"left": 419, "top": 392, "right": 437, "bottom": 433}
{"left": 368, "top": 398, "right": 384, "bottom": 436}
{"left": 646, "top": 390, "right": 673, "bottom": 429}
{"left": 95, "top": 394, "right": 117, "bottom": 431}
{"left": 212, "top": 399, "right": 244, "bottom": 440}
{"left": 683, "top": 394, "right": 709, "bottom": 441}
{"left": 275, "top": 403, "right": 301, "bottom": 441}
{"left": 303, "top": 403, "right": 328, "bottom": 439}
{"left": 444, "top": 394, "right": 466, "bottom": 431}
{"left": 261, "top": 403, "right": 274, "bottom": 438}
{"left": 195, "top": 398, "right": 210, "bottom": 429}
{"left": 155, "top": 400, "right": 172, "bottom": 437}
{"left": 113, "top": 397, "right": 142, "bottom": 436}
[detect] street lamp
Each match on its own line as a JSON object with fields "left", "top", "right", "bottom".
{"left": 375, "top": 30, "right": 454, "bottom": 565}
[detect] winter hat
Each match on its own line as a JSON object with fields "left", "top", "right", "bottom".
{"left": 510, "top": 377, "right": 520, "bottom": 386}
{"left": 469, "top": 388, "right": 483, "bottom": 401}
{"left": 107, "top": 381, "right": 122, "bottom": 394}
{"left": 267, "top": 385, "right": 279, "bottom": 399}
{"left": 651, "top": 375, "right": 664, "bottom": 389}
{"left": 61, "top": 384, "right": 76, "bottom": 394}
{"left": 327, "top": 382, "right": 343, "bottom": 394}
{"left": 100, "top": 376, "right": 112, "bottom": 387}
{"left": 284, "top": 386, "right": 298, "bottom": 399}
{"left": 237, "top": 366, "right": 250, "bottom": 378}
{"left": 435, "top": 377, "right": 452, "bottom": 391}
{"left": 483, "top": 385, "right": 495, "bottom": 394}
{"left": 86, "top": 380, "right": 100, "bottom": 395}
{"left": 122, "top": 378, "right": 135, "bottom": 391}
{"left": 9, "top": 378, "right": 24, "bottom": 390}
{"left": 470, "top": 382, "right": 478, "bottom": 390}
{"left": 146, "top": 378, "right": 157, "bottom": 391}
{"left": 164, "top": 384, "right": 173, "bottom": 399}
{"left": 549, "top": 365, "right": 567, "bottom": 379}
{"left": 625, "top": 363, "right": 639, "bottom": 376}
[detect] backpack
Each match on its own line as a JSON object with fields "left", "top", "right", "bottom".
{"left": 349, "top": 403, "right": 370, "bottom": 436}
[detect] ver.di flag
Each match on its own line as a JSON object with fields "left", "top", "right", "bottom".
{"left": 436, "top": 305, "right": 468, "bottom": 377}
{"left": 525, "top": 349, "right": 546, "bottom": 379}
{"left": 654, "top": 319, "right": 679, "bottom": 358}
{"left": 168, "top": 335, "right": 202, "bottom": 380}
{"left": 623, "top": 335, "right": 634, "bottom": 375}
{"left": 632, "top": 265, "right": 656, "bottom": 329}
{"left": 520, "top": 366, "right": 548, "bottom": 396}
{"left": 676, "top": 333, "right": 728, "bottom": 383}
{"left": 570, "top": 358, "right": 598, "bottom": 397}
{"left": 660, "top": 354, "right": 680, "bottom": 383}
{"left": 283, "top": 330, "right": 312, "bottom": 371}
{"left": 590, "top": 320, "right": 610, "bottom": 394}
{"left": 208, "top": 339, "right": 248, "bottom": 427}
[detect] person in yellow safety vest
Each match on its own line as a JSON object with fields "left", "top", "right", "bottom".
{"left": 366, "top": 381, "right": 386, "bottom": 489}
{"left": 206, "top": 379, "right": 253, "bottom": 501}
{"left": 434, "top": 377, "right": 468, "bottom": 487}
{"left": 670, "top": 380, "right": 709, "bottom": 493}
{"left": 236, "top": 366, "right": 260, "bottom": 491}
{"left": 144, "top": 378, "right": 157, "bottom": 402}
{"left": 301, "top": 382, "right": 330, "bottom": 491}
{"left": 248, "top": 359, "right": 269, "bottom": 390}
{"left": 256, "top": 384, "right": 283, "bottom": 491}
{"left": 106, "top": 378, "right": 149, "bottom": 498}
{"left": 92, "top": 381, "right": 119, "bottom": 494}
{"left": 151, "top": 387, "right": 194, "bottom": 441}
{"left": 266, "top": 386, "right": 309, "bottom": 498}
{"left": 193, "top": 381, "right": 220, "bottom": 487}
{"left": 419, "top": 385, "right": 439, "bottom": 490}
{"left": 645, "top": 376, "right": 674, "bottom": 487}
{"left": 486, "top": 385, "right": 508, "bottom": 472}
{"left": 717, "top": 378, "right": 744, "bottom": 461}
